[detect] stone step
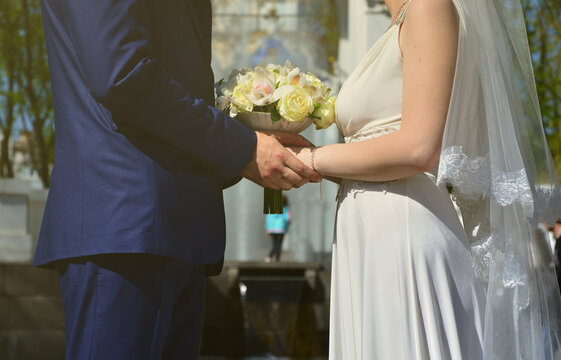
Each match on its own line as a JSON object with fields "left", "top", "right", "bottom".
{"left": 0, "top": 265, "right": 61, "bottom": 297}
{"left": 0, "top": 296, "right": 64, "bottom": 331}
{"left": 0, "top": 330, "right": 65, "bottom": 360}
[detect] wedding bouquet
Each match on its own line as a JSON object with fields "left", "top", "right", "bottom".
{"left": 216, "top": 61, "right": 336, "bottom": 213}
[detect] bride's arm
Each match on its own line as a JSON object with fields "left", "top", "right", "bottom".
{"left": 291, "top": 0, "right": 459, "bottom": 183}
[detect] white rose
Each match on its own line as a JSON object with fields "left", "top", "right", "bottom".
{"left": 216, "top": 95, "right": 230, "bottom": 112}
{"left": 313, "top": 96, "right": 336, "bottom": 129}
{"left": 244, "top": 67, "right": 277, "bottom": 106}
{"left": 275, "top": 85, "right": 315, "bottom": 122}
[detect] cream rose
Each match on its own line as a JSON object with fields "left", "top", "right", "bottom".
{"left": 275, "top": 86, "right": 315, "bottom": 122}
{"left": 313, "top": 96, "right": 336, "bottom": 129}
{"left": 231, "top": 83, "right": 254, "bottom": 113}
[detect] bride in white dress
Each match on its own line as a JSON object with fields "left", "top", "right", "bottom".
{"left": 289, "top": 0, "right": 561, "bottom": 358}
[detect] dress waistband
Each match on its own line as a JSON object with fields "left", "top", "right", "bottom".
{"left": 344, "top": 127, "right": 398, "bottom": 143}
{"left": 336, "top": 171, "right": 438, "bottom": 201}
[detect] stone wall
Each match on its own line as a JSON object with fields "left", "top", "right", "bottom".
{"left": 0, "top": 265, "right": 65, "bottom": 360}
{"left": 0, "top": 179, "right": 65, "bottom": 360}
{"left": 0, "top": 180, "right": 34, "bottom": 263}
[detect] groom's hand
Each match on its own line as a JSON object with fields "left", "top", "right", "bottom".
{"left": 241, "top": 132, "right": 322, "bottom": 190}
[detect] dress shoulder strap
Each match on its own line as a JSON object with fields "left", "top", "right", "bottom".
{"left": 394, "top": 0, "right": 413, "bottom": 26}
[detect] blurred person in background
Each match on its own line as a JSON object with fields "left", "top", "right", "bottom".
{"left": 554, "top": 218, "right": 561, "bottom": 294}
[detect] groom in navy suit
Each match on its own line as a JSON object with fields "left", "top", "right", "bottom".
{"left": 34, "top": 0, "right": 320, "bottom": 358}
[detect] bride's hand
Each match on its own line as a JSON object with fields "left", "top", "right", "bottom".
{"left": 286, "top": 146, "right": 313, "bottom": 168}
{"left": 286, "top": 146, "right": 342, "bottom": 185}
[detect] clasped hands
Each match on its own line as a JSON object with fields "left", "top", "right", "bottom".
{"left": 241, "top": 131, "right": 320, "bottom": 190}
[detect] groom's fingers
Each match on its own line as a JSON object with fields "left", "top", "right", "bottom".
{"left": 280, "top": 168, "right": 307, "bottom": 189}
{"left": 267, "top": 150, "right": 309, "bottom": 189}
{"left": 243, "top": 132, "right": 320, "bottom": 189}
{"left": 277, "top": 176, "right": 298, "bottom": 191}
{"left": 283, "top": 152, "right": 322, "bottom": 184}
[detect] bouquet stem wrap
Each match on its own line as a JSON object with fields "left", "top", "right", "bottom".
{"left": 236, "top": 112, "right": 313, "bottom": 214}
{"left": 264, "top": 188, "right": 283, "bottom": 214}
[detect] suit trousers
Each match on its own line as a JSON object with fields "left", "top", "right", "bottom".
{"left": 56, "top": 253, "right": 205, "bottom": 360}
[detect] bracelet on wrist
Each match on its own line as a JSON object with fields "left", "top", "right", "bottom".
{"left": 311, "top": 146, "right": 320, "bottom": 172}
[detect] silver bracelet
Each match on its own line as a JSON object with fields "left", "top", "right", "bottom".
{"left": 311, "top": 146, "right": 320, "bottom": 172}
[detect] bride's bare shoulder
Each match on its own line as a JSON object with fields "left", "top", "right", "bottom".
{"left": 406, "top": 0, "right": 458, "bottom": 17}
{"left": 399, "top": 0, "right": 459, "bottom": 57}
{"left": 402, "top": 0, "right": 459, "bottom": 32}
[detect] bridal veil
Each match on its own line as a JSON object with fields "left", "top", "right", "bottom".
{"left": 437, "top": 0, "right": 561, "bottom": 358}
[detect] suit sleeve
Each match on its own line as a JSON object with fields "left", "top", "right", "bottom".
{"left": 58, "top": 0, "right": 257, "bottom": 182}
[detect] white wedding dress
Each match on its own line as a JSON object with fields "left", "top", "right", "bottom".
{"left": 329, "top": 4, "right": 487, "bottom": 359}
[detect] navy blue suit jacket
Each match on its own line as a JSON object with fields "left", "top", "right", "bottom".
{"left": 34, "top": 0, "right": 257, "bottom": 269}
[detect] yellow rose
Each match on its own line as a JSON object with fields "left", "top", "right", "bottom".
{"left": 276, "top": 86, "right": 315, "bottom": 122}
{"left": 232, "top": 83, "right": 254, "bottom": 113}
{"left": 313, "top": 96, "right": 336, "bottom": 129}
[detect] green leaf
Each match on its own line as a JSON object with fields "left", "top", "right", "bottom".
{"left": 271, "top": 109, "right": 282, "bottom": 123}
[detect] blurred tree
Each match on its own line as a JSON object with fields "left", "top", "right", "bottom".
{"left": 18, "top": 0, "right": 54, "bottom": 188}
{"left": 523, "top": 0, "right": 561, "bottom": 179}
{"left": 0, "top": 0, "right": 22, "bottom": 178}
{"left": 317, "top": 0, "right": 339, "bottom": 74}
{"left": 0, "top": 0, "right": 52, "bottom": 187}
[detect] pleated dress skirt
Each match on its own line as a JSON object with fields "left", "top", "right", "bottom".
{"left": 329, "top": 172, "right": 486, "bottom": 359}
